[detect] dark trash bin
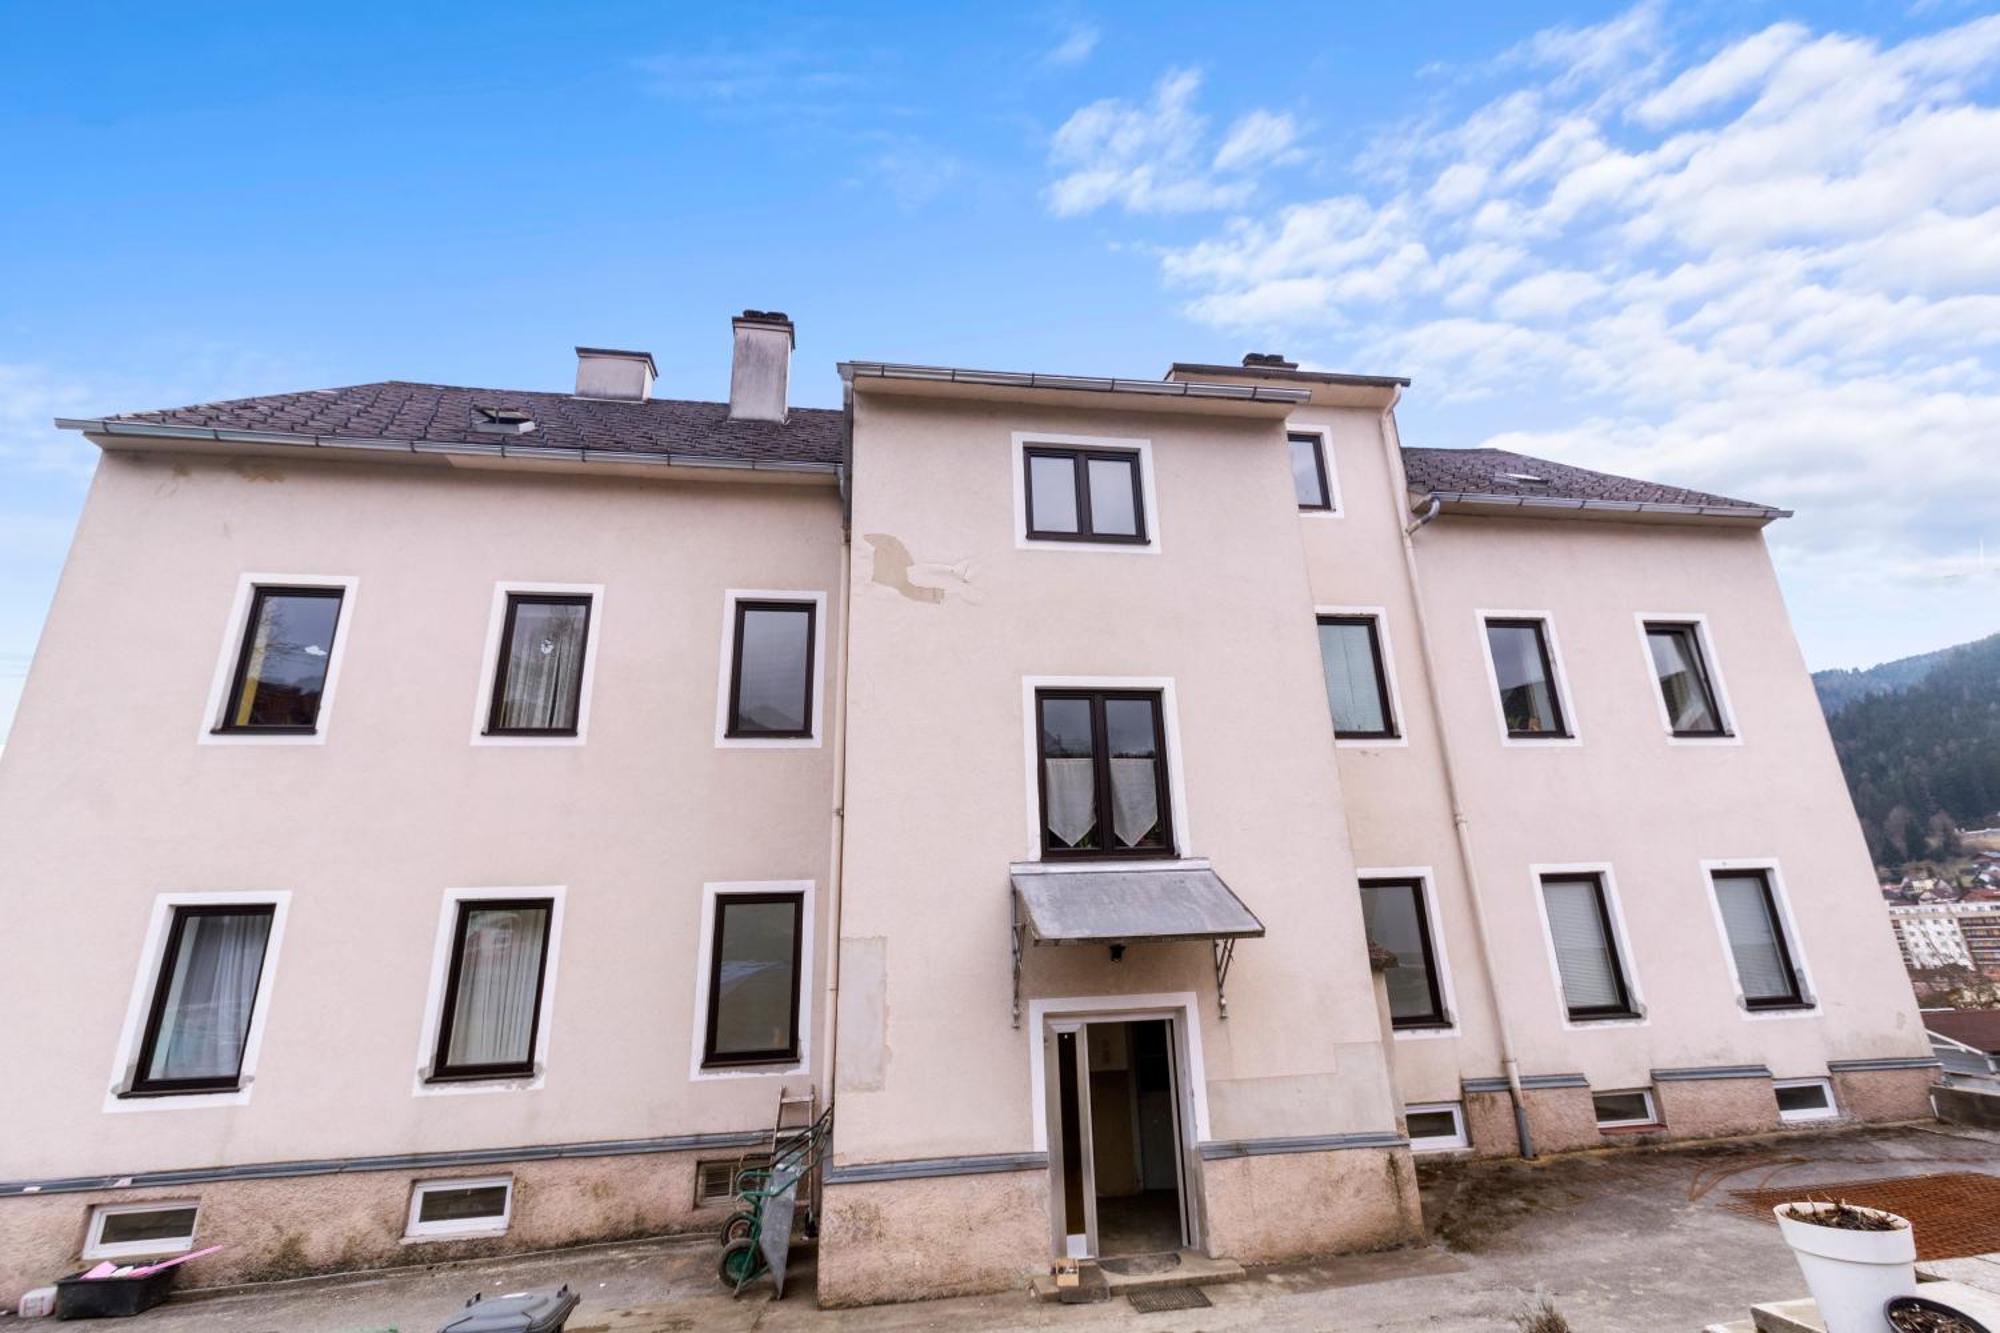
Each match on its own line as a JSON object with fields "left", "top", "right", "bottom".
{"left": 53, "top": 1267, "right": 178, "bottom": 1320}
{"left": 436, "top": 1284, "right": 580, "bottom": 1333}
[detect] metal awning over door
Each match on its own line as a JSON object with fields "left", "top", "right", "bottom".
{"left": 1010, "top": 860, "right": 1264, "bottom": 1025}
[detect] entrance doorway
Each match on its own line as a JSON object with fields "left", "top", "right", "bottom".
{"left": 1048, "top": 1016, "right": 1191, "bottom": 1258}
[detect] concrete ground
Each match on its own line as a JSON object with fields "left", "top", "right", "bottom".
{"left": 86, "top": 1122, "right": 2000, "bottom": 1333}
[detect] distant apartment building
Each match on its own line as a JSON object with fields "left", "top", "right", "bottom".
{"left": 1891, "top": 904, "right": 1979, "bottom": 970}
{"left": 0, "top": 315, "right": 1937, "bottom": 1306}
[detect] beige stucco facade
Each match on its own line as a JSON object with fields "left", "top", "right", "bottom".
{"left": 0, "top": 342, "right": 1935, "bottom": 1307}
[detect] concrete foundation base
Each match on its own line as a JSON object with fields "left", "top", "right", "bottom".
{"left": 1200, "top": 1147, "right": 1423, "bottom": 1263}
{"left": 815, "top": 1168, "right": 1051, "bottom": 1308}
{"left": 1656, "top": 1077, "right": 1783, "bottom": 1140}
{"left": 1831, "top": 1066, "right": 1937, "bottom": 1123}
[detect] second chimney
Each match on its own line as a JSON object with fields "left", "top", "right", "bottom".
{"left": 575, "top": 347, "right": 656, "bottom": 401}
{"left": 729, "top": 310, "right": 793, "bottom": 422}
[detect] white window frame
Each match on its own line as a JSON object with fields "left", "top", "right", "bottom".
{"left": 1020, "top": 675, "right": 1192, "bottom": 860}
{"left": 1592, "top": 1087, "right": 1658, "bottom": 1129}
{"left": 688, "top": 880, "right": 816, "bottom": 1081}
{"left": 404, "top": 1176, "right": 513, "bottom": 1241}
{"left": 82, "top": 1201, "right": 200, "bottom": 1260}
{"left": 712, "top": 589, "right": 830, "bottom": 749}
{"left": 469, "top": 582, "right": 604, "bottom": 747}
{"left": 1356, "top": 866, "right": 1458, "bottom": 1038}
{"left": 413, "top": 886, "right": 566, "bottom": 1096}
{"left": 1404, "top": 1102, "right": 1469, "bottom": 1151}
{"left": 1011, "top": 432, "right": 1161, "bottom": 555}
{"left": 1530, "top": 862, "right": 1647, "bottom": 1030}
{"left": 1316, "top": 606, "right": 1407, "bottom": 749}
{"left": 1476, "top": 610, "right": 1581, "bottom": 748}
{"left": 1025, "top": 991, "right": 1211, "bottom": 1154}
{"left": 1632, "top": 612, "right": 1740, "bottom": 746}
{"left": 198, "top": 574, "right": 359, "bottom": 746}
{"left": 1774, "top": 1077, "right": 1839, "bottom": 1123}
{"left": 1701, "top": 858, "right": 1820, "bottom": 1020}
{"left": 104, "top": 891, "right": 292, "bottom": 1113}
{"left": 1288, "top": 424, "right": 1341, "bottom": 517}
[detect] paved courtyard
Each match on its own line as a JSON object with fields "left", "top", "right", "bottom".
{"left": 85, "top": 1122, "right": 2000, "bottom": 1332}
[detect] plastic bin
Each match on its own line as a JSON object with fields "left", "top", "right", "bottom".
{"left": 52, "top": 1267, "right": 178, "bottom": 1319}
{"left": 436, "top": 1284, "right": 580, "bottom": 1333}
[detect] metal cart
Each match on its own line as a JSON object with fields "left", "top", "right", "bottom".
{"left": 716, "top": 1090, "right": 832, "bottom": 1299}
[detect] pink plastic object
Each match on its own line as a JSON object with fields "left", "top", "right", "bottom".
{"left": 123, "top": 1245, "right": 222, "bottom": 1278}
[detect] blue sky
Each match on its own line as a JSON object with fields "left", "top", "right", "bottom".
{"left": 4, "top": 1, "right": 1998, "bottom": 738}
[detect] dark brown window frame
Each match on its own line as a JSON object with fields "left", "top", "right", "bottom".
{"left": 1359, "top": 877, "right": 1449, "bottom": 1029}
{"left": 701, "top": 891, "right": 806, "bottom": 1068}
{"left": 1713, "top": 868, "right": 1808, "bottom": 1010}
{"left": 128, "top": 903, "right": 277, "bottom": 1096}
{"left": 1022, "top": 445, "right": 1149, "bottom": 545}
{"left": 1034, "top": 688, "right": 1177, "bottom": 860}
{"left": 1289, "top": 431, "right": 1333, "bottom": 511}
{"left": 1317, "top": 615, "right": 1398, "bottom": 740}
{"left": 429, "top": 897, "right": 555, "bottom": 1082}
{"left": 215, "top": 585, "right": 345, "bottom": 735}
{"left": 1486, "top": 617, "right": 1571, "bottom": 739}
{"left": 1540, "top": 872, "right": 1638, "bottom": 1021}
{"left": 484, "top": 593, "right": 593, "bottom": 737}
{"left": 725, "top": 599, "right": 818, "bottom": 740}
{"left": 1644, "top": 621, "right": 1730, "bottom": 738}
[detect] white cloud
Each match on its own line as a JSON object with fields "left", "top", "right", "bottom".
{"left": 1045, "top": 21, "right": 1099, "bottom": 68}
{"left": 1048, "top": 5, "right": 2000, "bottom": 665}
{"left": 1213, "top": 110, "right": 1301, "bottom": 172}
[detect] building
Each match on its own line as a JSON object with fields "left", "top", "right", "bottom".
{"left": 1890, "top": 903, "right": 1979, "bottom": 971}
{"left": 0, "top": 315, "right": 1937, "bottom": 1306}
{"left": 1924, "top": 1010, "right": 2000, "bottom": 1093}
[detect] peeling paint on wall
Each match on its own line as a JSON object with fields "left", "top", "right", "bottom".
{"left": 861, "top": 533, "right": 976, "bottom": 605}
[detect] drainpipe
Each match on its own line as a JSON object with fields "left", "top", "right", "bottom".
{"left": 817, "top": 394, "right": 856, "bottom": 1116}
{"left": 1375, "top": 396, "right": 1536, "bottom": 1160}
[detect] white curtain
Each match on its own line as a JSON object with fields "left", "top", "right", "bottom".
{"left": 445, "top": 907, "right": 548, "bottom": 1067}
{"left": 1715, "top": 874, "right": 1791, "bottom": 999}
{"left": 1542, "top": 879, "right": 1622, "bottom": 1012}
{"left": 1318, "top": 622, "right": 1385, "bottom": 733}
{"left": 1044, "top": 757, "right": 1098, "bottom": 847}
{"left": 1109, "top": 757, "right": 1160, "bottom": 846}
{"left": 148, "top": 911, "right": 272, "bottom": 1081}
{"left": 497, "top": 604, "right": 585, "bottom": 730}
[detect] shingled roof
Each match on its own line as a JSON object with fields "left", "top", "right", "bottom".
{"left": 1402, "top": 446, "right": 1782, "bottom": 516}
{"left": 88, "top": 380, "right": 845, "bottom": 468}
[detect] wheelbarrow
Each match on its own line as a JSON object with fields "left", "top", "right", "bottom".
{"left": 716, "top": 1103, "right": 833, "bottom": 1298}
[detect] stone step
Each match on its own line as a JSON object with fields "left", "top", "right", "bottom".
{"left": 1029, "top": 1249, "right": 1248, "bottom": 1303}
{"left": 1750, "top": 1298, "right": 1823, "bottom": 1333}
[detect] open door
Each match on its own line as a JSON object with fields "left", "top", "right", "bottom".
{"left": 1047, "top": 1015, "right": 1192, "bottom": 1259}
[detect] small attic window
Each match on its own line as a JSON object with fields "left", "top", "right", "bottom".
{"left": 472, "top": 405, "right": 536, "bottom": 436}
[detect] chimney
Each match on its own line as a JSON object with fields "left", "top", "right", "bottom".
{"left": 729, "top": 310, "right": 794, "bottom": 422}
{"left": 574, "top": 347, "right": 656, "bottom": 401}
{"left": 1242, "top": 352, "right": 1298, "bottom": 369}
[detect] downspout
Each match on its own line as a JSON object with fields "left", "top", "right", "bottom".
{"left": 1376, "top": 396, "right": 1536, "bottom": 1160}
{"left": 818, "top": 385, "right": 855, "bottom": 1115}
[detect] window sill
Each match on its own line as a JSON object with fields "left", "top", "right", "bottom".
{"left": 1567, "top": 1012, "right": 1644, "bottom": 1025}
{"left": 118, "top": 1084, "right": 242, "bottom": 1100}
{"left": 1597, "top": 1122, "right": 1665, "bottom": 1135}
{"left": 424, "top": 1070, "right": 538, "bottom": 1086}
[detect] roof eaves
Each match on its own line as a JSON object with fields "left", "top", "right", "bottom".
{"left": 1166, "top": 361, "right": 1411, "bottom": 389}
{"left": 1419, "top": 488, "right": 1792, "bottom": 522}
{"left": 839, "top": 361, "right": 1310, "bottom": 404}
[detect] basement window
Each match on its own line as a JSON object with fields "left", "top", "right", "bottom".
{"left": 405, "top": 1177, "right": 513, "bottom": 1240}
{"left": 83, "top": 1202, "right": 199, "bottom": 1260}
{"left": 1775, "top": 1078, "right": 1837, "bottom": 1123}
{"left": 695, "top": 1155, "right": 770, "bottom": 1207}
{"left": 1405, "top": 1103, "right": 1468, "bottom": 1152}
{"left": 1592, "top": 1089, "right": 1658, "bottom": 1129}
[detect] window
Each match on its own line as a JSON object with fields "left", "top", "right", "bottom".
{"left": 1712, "top": 870, "right": 1807, "bottom": 1009}
{"left": 703, "top": 893, "right": 805, "bottom": 1067}
{"left": 84, "top": 1203, "right": 199, "bottom": 1260}
{"left": 1539, "top": 873, "right": 1637, "bottom": 1021}
{"left": 431, "top": 900, "right": 554, "bottom": 1081}
{"left": 486, "top": 594, "right": 591, "bottom": 736}
{"left": 1645, "top": 622, "right": 1728, "bottom": 737}
{"left": 1036, "top": 690, "right": 1174, "bottom": 858}
{"left": 1405, "top": 1103, "right": 1468, "bottom": 1151}
{"left": 1289, "top": 432, "right": 1333, "bottom": 511}
{"left": 726, "top": 600, "right": 816, "bottom": 739}
{"left": 405, "top": 1177, "right": 512, "bottom": 1240}
{"left": 217, "top": 587, "right": 344, "bottom": 733}
{"left": 1592, "top": 1089, "right": 1657, "bottom": 1128}
{"left": 1774, "top": 1078, "right": 1837, "bottom": 1123}
{"left": 1359, "top": 878, "right": 1448, "bottom": 1028}
{"left": 695, "top": 1155, "right": 769, "bottom": 1207}
{"left": 1023, "top": 445, "right": 1146, "bottom": 543}
{"left": 130, "top": 905, "right": 276, "bottom": 1095}
{"left": 1318, "top": 616, "right": 1396, "bottom": 739}
{"left": 1485, "top": 619, "right": 1569, "bottom": 738}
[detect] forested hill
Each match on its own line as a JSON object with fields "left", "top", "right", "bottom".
{"left": 1814, "top": 632, "right": 2000, "bottom": 869}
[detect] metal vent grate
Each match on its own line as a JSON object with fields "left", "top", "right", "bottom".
{"left": 1127, "top": 1285, "right": 1213, "bottom": 1313}
{"left": 694, "top": 1155, "right": 767, "bottom": 1207}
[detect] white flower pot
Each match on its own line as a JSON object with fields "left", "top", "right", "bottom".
{"left": 1774, "top": 1203, "right": 1917, "bottom": 1333}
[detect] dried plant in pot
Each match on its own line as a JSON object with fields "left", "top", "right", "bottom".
{"left": 1773, "top": 1199, "right": 1917, "bottom": 1333}
{"left": 1886, "top": 1294, "right": 1993, "bottom": 1333}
